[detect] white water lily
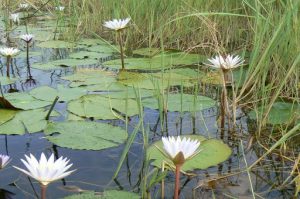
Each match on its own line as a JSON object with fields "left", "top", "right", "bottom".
{"left": 55, "top": 6, "right": 65, "bottom": 11}
{"left": 103, "top": 18, "right": 131, "bottom": 31}
{"left": 162, "top": 136, "right": 200, "bottom": 163}
{"left": 10, "top": 13, "right": 20, "bottom": 24}
{"left": 20, "top": 34, "right": 34, "bottom": 42}
{"left": 0, "top": 154, "right": 11, "bottom": 169}
{"left": 19, "top": 3, "right": 29, "bottom": 9}
{"left": 0, "top": 47, "right": 20, "bottom": 57}
{"left": 206, "top": 54, "right": 244, "bottom": 70}
{"left": 13, "top": 153, "right": 75, "bottom": 186}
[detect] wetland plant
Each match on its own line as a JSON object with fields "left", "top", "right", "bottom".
{"left": 206, "top": 54, "right": 244, "bottom": 130}
{"left": 160, "top": 136, "right": 200, "bottom": 199}
{"left": 0, "top": 154, "right": 11, "bottom": 169}
{"left": 0, "top": 47, "right": 20, "bottom": 78}
{"left": 20, "top": 34, "right": 34, "bottom": 80}
{"left": 9, "top": 13, "right": 20, "bottom": 25}
{"left": 103, "top": 18, "right": 131, "bottom": 70}
{"left": 14, "top": 153, "right": 75, "bottom": 199}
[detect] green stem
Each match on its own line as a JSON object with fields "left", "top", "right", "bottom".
{"left": 118, "top": 31, "right": 125, "bottom": 70}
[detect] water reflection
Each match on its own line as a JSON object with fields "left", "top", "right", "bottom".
{"left": 0, "top": 189, "right": 15, "bottom": 199}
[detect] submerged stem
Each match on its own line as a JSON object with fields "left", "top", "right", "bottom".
{"left": 6, "top": 56, "right": 10, "bottom": 78}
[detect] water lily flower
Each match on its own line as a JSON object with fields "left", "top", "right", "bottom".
{"left": 103, "top": 18, "right": 131, "bottom": 31}
{"left": 55, "top": 6, "right": 65, "bottom": 11}
{"left": 0, "top": 154, "right": 11, "bottom": 169}
{"left": 162, "top": 136, "right": 200, "bottom": 165}
{"left": 13, "top": 153, "right": 75, "bottom": 186}
{"left": 19, "top": 3, "right": 29, "bottom": 9}
{"left": 20, "top": 34, "right": 34, "bottom": 42}
{"left": 206, "top": 54, "right": 244, "bottom": 70}
{"left": 0, "top": 47, "right": 20, "bottom": 57}
{"left": 10, "top": 13, "right": 20, "bottom": 24}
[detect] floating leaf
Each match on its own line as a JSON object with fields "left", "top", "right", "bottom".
{"left": 103, "top": 52, "right": 205, "bottom": 70}
{"left": 142, "top": 93, "right": 216, "bottom": 112}
{"left": 18, "top": 51, "right": 42, "bottom": 58}
{"left": 30, "top": 85, "right": 86, "bottom": 102}
{"left": 133, "top": 47, "right": 161, "bottom": 57}
{"left": 76, "top": 39, "right": 107, "bottom": 46}
{"left": 147, "top": 135, "right": 231, "bottom": 171}
{"left": 62, "top": 69, "right": 116, "bottom": 87}
{"left": 37, "top": 40, "right": 75, "bottom": 48}
{"left": 32, "top": 59, "right": 98, "bottom": 70}
{"left": 2, "top": 92, "right": 52, "bottom": 110}
{"left": 118, "top": 71, "right": 195, "bottom": 90}
{"left": 0, "top": 109, "right": 56, "bottom": 135}
{"left": 69, "top": 51, "right": 111, "bottom": 60}
{"left": 67, "top": 95, "right": 139, "bottom": 120}
{"left": 0, "top": 109, "right": 17, "bottom": 125}
{"left": 87, "top": 45, "right": 118, "bottom": 53}
{"left": 0, "top": 77, "right": 18, "bottom": 86}
{"left": 44, "top": 121, "right": 127, "bottom": 150}
{"left": 64, "top": 190, "right": 139, "bottom": 199}
{"left": 248, "top": 102, "right": 300, "bottom": 125}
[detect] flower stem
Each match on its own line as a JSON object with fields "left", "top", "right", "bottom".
{"left": 40, "top": 184, "right": 47, "bottom": 199}
{"left": 174, "top": 164, "right": 182, "bottom": 199}
{"left": 6, "top": 56, "right": 10, "bottom": 78}
{"left": 117, "top": 31, "right": 125, "bottom": 70}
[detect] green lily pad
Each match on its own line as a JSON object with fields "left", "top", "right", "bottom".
{"left": 86, "top": 82, "right": 127, "bottom": 92}
{"left": 69, "top": 51, "right": 112, "bottom": 60}
{"left": 103, "top": 52, "right": 205, "bottom": 70}
{"left": 0, "top": 77, "right": 18, "bottom": 85}
{"left": 147, "top": 135, "right": 231, "bottom": 171}
{"left": 37, "top": 40, "right": 75, "bottom": 48}
{"left": 62, "top": 69, "right": 116, "bottom": 87}
{"left": 67, "top": 95, "right": 139, "bottom": 120}
{"left": 0, "top": 109, "right": 17, "bottom": 125}
{"left": 101, "top": 88, "right": 154, "bottom": 99}
{"left": 0, "top": 109, "right": 57, "bottom": 135}
{"left": 30, "top": 85, "right": 86, "bottom": 102}
{"left": 76, "top": 38, "right": 108, "bottom": 46}
{"left": 248, "top": 102, "right": 300, "bottom": 125}
{"left": 118, "top": 71, "right": 195, "bottom": 90}
{"left": 133, "top": 47, "right": 161, "bottom": 57}
{"left": 17, "top": 51, "right": 43, "bottom": 58}
{"left": 142, "top": 94, "right": 216, "bottom": 112}
{"left": 3, "top": 92, "right": 52, "bottom": 110}
{"left": 32, "top": 59, "right": 98, "bottom": 70}
{"left": 87, "top": 45, "right": 119, "bottom": 53}
{"left": 64, "top": 190, "right": 139, "bottom": 199}
{"left": 169, "top": 68, "right": 204, "bottom": 78}
{"left": 44, "top": 121, "right": 128, "bottom": 150}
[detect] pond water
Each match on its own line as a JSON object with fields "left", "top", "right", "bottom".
{"left": 0, "top": 12, "right": 298, "bottom": 199}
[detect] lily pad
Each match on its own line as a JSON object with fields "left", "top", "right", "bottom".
{"left": 87, "top": 45, "right": 119, "bottom": 53}
{"left": 32, "top": 59, "right": 98, "bottom": 70}
{"left": 76, "top": 38, "right": 107, "bottom": 46}
{"left": 30, "top": 85, "right": 86, "bottom": 102}
{"left": 0, "top": 109, "right": 17, "bottom": 125}
{"left": 142, "top": 93, "right": 216, "bottom": 112}
{"left": 37, "top": 40, "right": 75, "bottom": 48}
{"left": 0, "top": 109, "right": 57, "bottom": 135}
{"left": 62, "top": 69, "right": 116, "bottom": 87}
{"left": 147, "top": 135, "right": 231, "bottom": 171}
{"left": 17, "top": 51, "right": 43, "bottom": 58}
{"left": 64, "top": 190, "right": 139, "bottom": 199}
{"left": 69, "top": 51, "right": 112, "bottom": 60}
{"left": 0, "top": 77, "right": 18, "bottom": 85}
{"left": 103, "top": 52, "right": 205, "bottom": 70}
{"left": 44, "top": 121, "right": 128, "bottom": 150}
{"left": 248, "top": 102, "right": 300, "bottom": 125}
{"left": 133, "top": 47, "right": 161, "bottom": 57}
{"left": 118, "top": 71, "right": 195, "bottom": 90}
{"left": 3, "top": 92, "right": 52, "bottom": 110}
{"left": 67, "top": 95, "right": 139, "bottom": 120}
